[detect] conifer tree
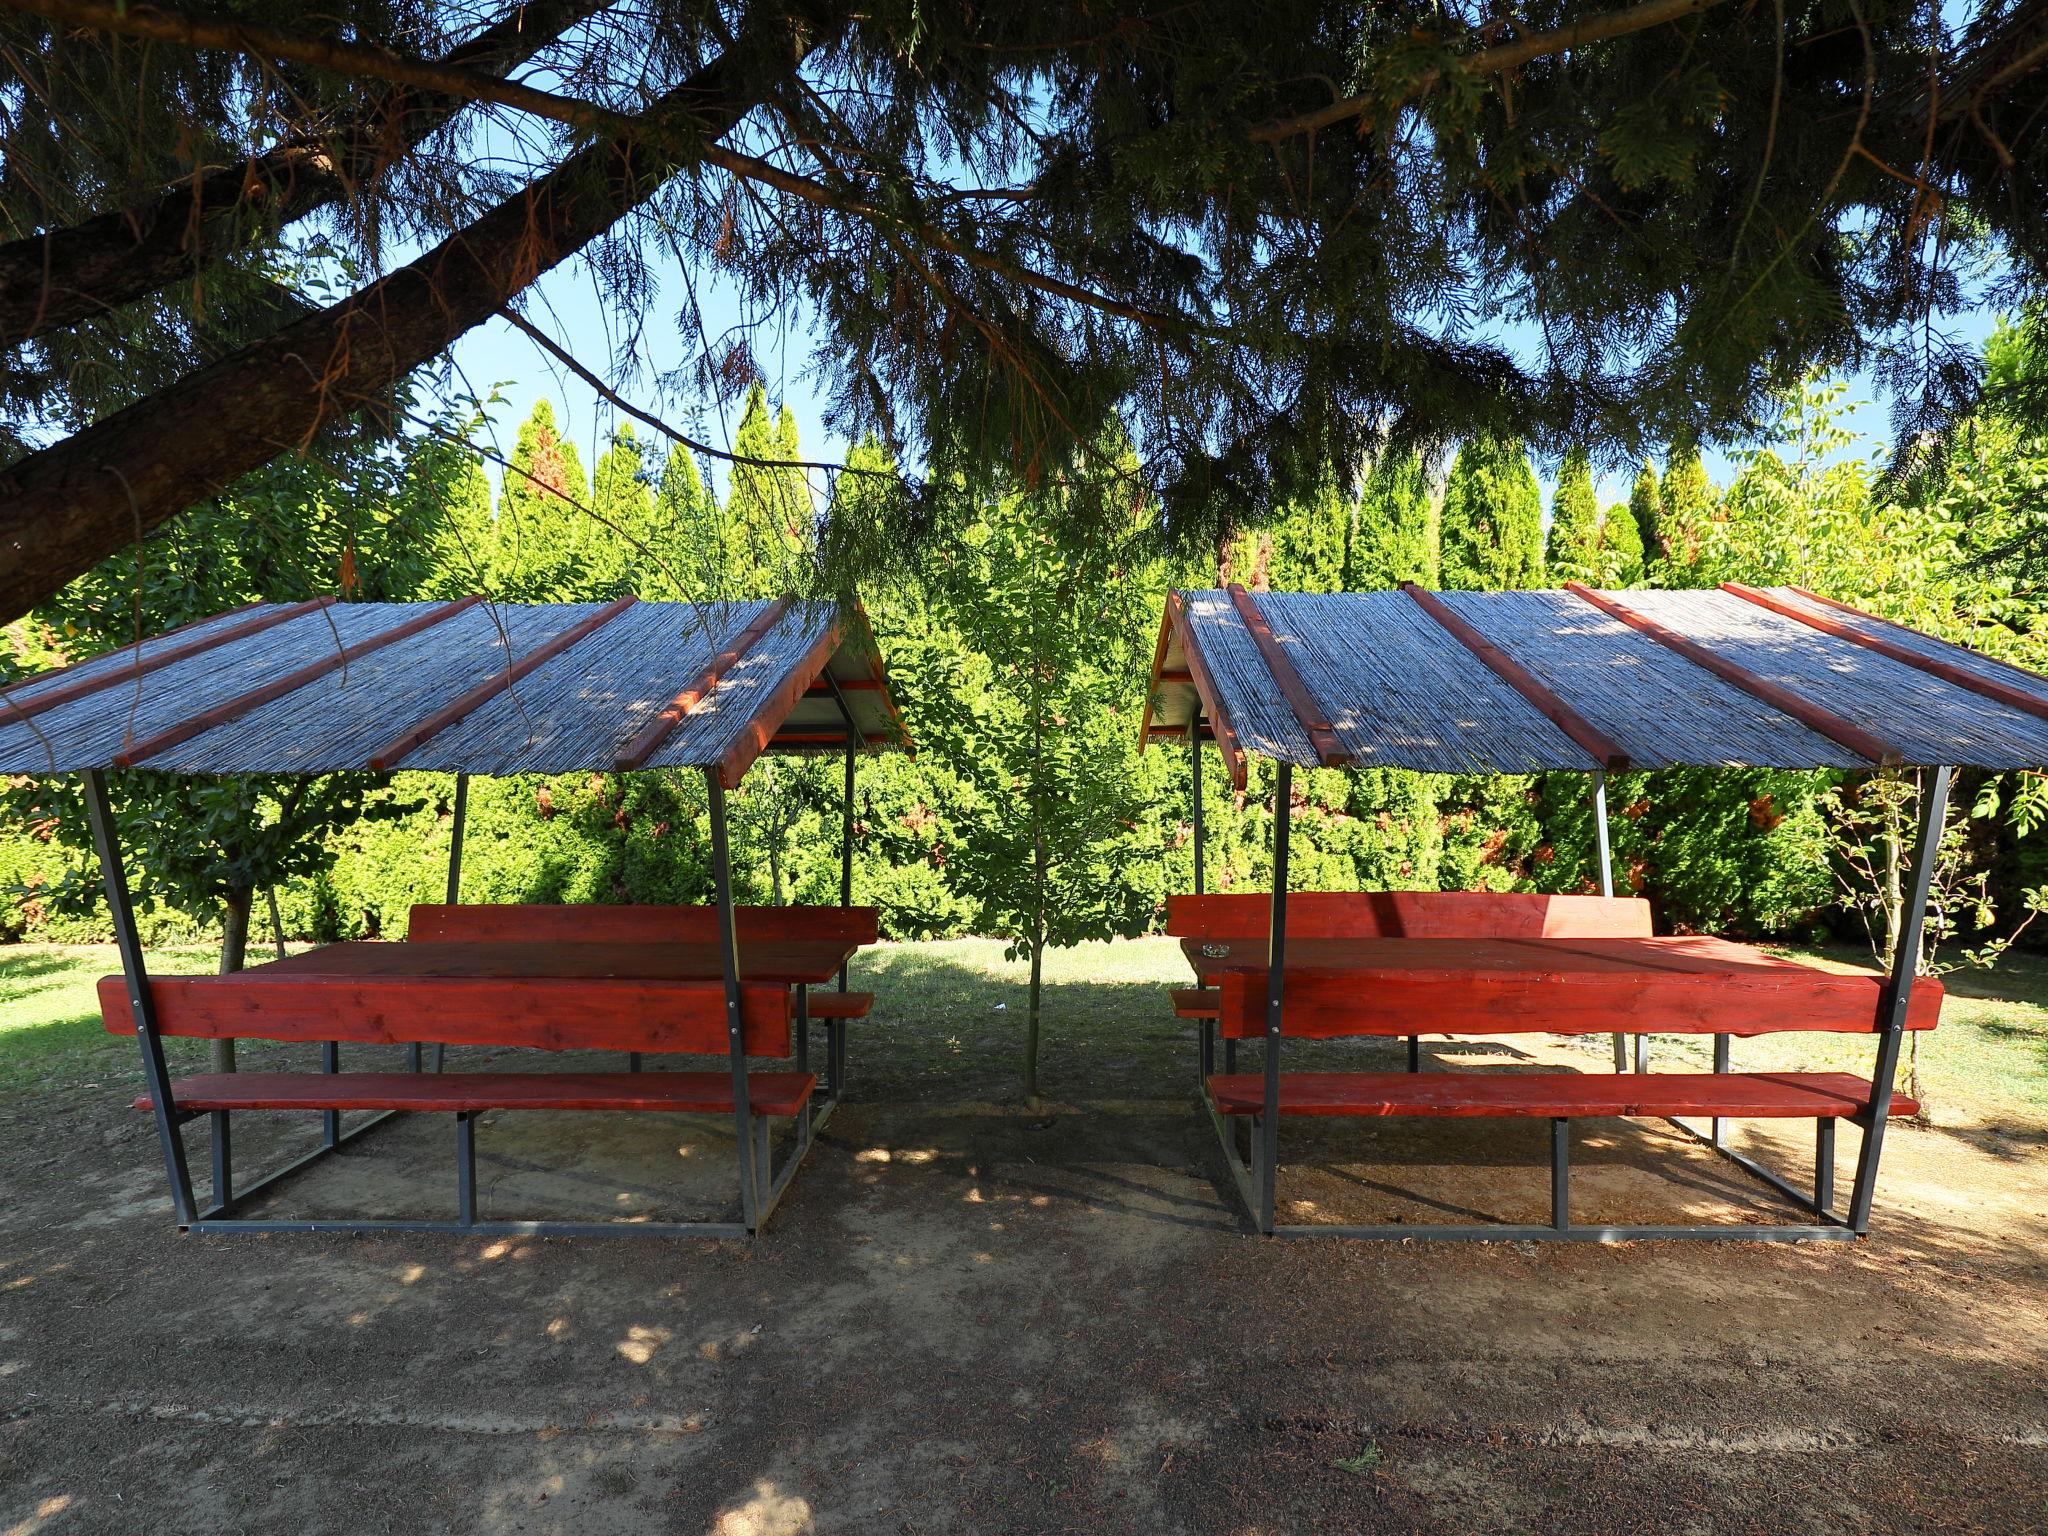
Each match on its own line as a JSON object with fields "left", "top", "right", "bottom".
{"left": 417, "top": 444, "right": 494, "bottom": 598}
{"left": 494, "top": 399, "right": 589, "bottom": 600}
{"left": 1263, "top": 473, "right": 1351, "bottom": 592}
{"left": 1628, "top": 459, "right": 1664, "bottom": 562}
{"left": 589, "top": 424, "right": 658, "bottom": 597}
{"left": 1440, "top": 435, "right": 1543, "bottom": 590}
{"left": 1658, "top": 445, "right": 1719, "bottom": 575}
{"left": 1544, "top": 447, "right": 1602, "bottom": 584}
{"left": 1348, "top": 450, "right": 1438, "bottom": 589}
{"left": 649, "top": 440, "right": 722, "bottom": 600}
{"left": 1599, "top": 500, "right": 1647, "bottom": 587}
{"left": 724, "top": 383, "right": 813, "bottom": 598}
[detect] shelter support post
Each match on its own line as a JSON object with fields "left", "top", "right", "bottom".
{"left": 1595, "top": 773, "right": 1628, "bottom": 1073}
{"left": 1711, "top": 1033, "right": 1731, "bottom": 1146}
{"left": 1551, "top": 1119, "right": 1570, "bottom": 1232}
{"left": 210, "top": 1110, "right": 232, "bottom": 1208}
{"left": 456, "top": 1112, "right": 477, "bottom": 1226}
{"left": 83, "top": 769, "right": 197, "bottom": 1225}
{"left": 705, "top": 769, "right": 760, "bottom": 1233}
{"left": 1259, "top": 762, "right": 1293, "bottom": 1236}
{"left": 1847, "top": 765, "right": 1950, "bottom": 1235}
{"left": 320, "top": 1042, "right": 340, "bottom": 1148}
{"left": 419, "top": 771, "right": 466, "bottom": 1076}
{"left": 1192, "top": 710, "right": 1217, "bottom": 1084}
{"left": 825, "top": 740, "right": 856, "bottom": 1107}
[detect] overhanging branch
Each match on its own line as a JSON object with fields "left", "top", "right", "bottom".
{"left": 0, "top": 25, "right": 812, "bottom": 621}
{"left": 1249, "top": 0, "right": 1732, "bottom": 144}
{"left": 0, "top": 0, "right": 605, "bottom": 345}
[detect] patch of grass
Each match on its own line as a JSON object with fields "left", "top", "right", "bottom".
{"left": 0, "top": 942, "right": 221, "bottom": 1091}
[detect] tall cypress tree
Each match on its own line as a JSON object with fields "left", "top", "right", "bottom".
{"left": 724, "top": 383, "right": 813, "bottom": 598}
{"left": 417, "top": 444, "right": 494, "bottom": 598}
{"left": 1600, "top": 499, "right": 1647, "bottom": 586}
{"left": 494, "top": 398, "right": 589, "bottom": 601}
{"left": 1544, "top": 447, "right": 1602, "bottom": 583}
{"left": 588, "top": 424, "right": 658, "bottom": 598}
{"left": 650, "top": 440, "right": 721, "bottom": 600}
{"left": 1659, "top": 444, "right": 1718, "bottom": 574}
{"left": 1263, "top": 473, "right": 1351, "bottom": 591}
{"left": 1348, "top": 450, "right": 1438, "bottom": 588}
{"left": 1628, "top": 458, "right": 1663, "bottom": 561}
{"left": 1440, "top": 435, "right": 1543, "bottom": 590}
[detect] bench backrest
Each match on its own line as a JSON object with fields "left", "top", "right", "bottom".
{"left": 408, "top": 902, "right": 881, "bottom": 947}
{"left": 99, "top": 975, "right": 792, "bottom": 1056}
{"left": 1166, "top": 891, "right": 1654, "bottom": 941}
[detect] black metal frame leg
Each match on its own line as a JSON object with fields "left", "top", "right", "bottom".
{"left": 456, "top": 1112, "right": 477, "bottom": 1226}
{"left": 1551, "top": 1118, "right": 1570, "bottom": 1232}
{"left": 210, "top": 1110, "right": 232, "bottom": 1208}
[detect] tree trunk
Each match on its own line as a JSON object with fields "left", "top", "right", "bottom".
{"left": 0, "top": 23, "right": 813, "bottom": 621}
{"left": 214, "top": 885, "right": 253, "bottom": 1072}
{"left": 265, "top": 885, "right": 287, "bottom": 961}
{"left": 1026, "top": 872, "right": 1045, "bottom": 1105}
{"left": 0, "top": 0, "right": 600, "bottom": 345}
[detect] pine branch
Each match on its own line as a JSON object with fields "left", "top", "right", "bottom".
{"left": 0, "top": 0, "right": 607, "bottom": 345}
{"left": 1249, "top": 0, "right": 1732, "bottom": 144}
{"left": 0, "top": 19, "right": 833, "bottom": 621}
{"left": 4, "top": 0, "right": 1190, "bottom": 335}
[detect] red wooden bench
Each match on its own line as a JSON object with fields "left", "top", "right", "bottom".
{"left": 102, "top": 951, "right": 812, "bottom": 1237}
{"left": 409, "top": 903, "right": 878, "bottom": 1093}
{"left": 1172, "top": 892, "right": 1935, "bottom": 1239}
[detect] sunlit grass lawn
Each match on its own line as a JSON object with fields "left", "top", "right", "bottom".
{"left": 4, "top": 937, "right": 2044, "bottom": 1124}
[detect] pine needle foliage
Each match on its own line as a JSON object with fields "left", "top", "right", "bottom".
{"left": 6, "top": 0, "right": 2048, "bottom": 617}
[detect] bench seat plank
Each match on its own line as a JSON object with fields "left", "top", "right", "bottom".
{"left": 1171, "top": 988, "right": 1220, "bottom": 1019}
{"left": 806, "top": 991, "right": 873, "bottom": 1020}
{"left": 140, "top": 1070, "right": 817, "bottom": 1119}
{"left": 1205, "top": 1070, "right": 1916, "bottom": 1120}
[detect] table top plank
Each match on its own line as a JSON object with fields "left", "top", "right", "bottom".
{"left": 1182, "top": 934, "right": 1877, "bottom": 985}
{"left": 247, "top": 939, "right": 855, "bottom": 988}
{"left": 1182, "top": 934, "right": 1939, "bottom": 1038}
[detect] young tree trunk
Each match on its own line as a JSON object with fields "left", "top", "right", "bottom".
{"left": 1026, "top": 836, "right": 1045, "bottom": 1105}
{"left": 214, "top": 885, "right": 253, "bottom": 1072}
{"left": 0, "top": 27, "right": 805, "bottom": 620}
{"left": 265, "top": 885, "right": 287, "bottom": 961}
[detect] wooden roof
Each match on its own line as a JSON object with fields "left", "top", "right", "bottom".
{"left": 0, "top": 597, "right": 909, "bottom": 785}
{"left": 1143, "top": 583, "right": 2048, "bottom": 785}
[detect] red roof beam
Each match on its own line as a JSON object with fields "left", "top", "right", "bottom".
{"left": 1722, "top": 582, "right": 2048, "bottom": 725}
{"left": 1401, "top": 583, "right": 1631, "bottom": 770}
{"left": 1564, "top": 582, "right": 1901, "bottom": 765}
{"left": 1226, "top": 583, "right": 1346, "bottom": 767}
{"left": 1167, "top": 592, "right": 1249, "bottom": 789}
{"left": 1, "top": 598, "right": 332, "bottom": 727}
{"left": 615, "top": 598, "right": 790, "bottom": 770}
{"left": 114, "top": 597, "right": 481, "bottom": 768}
{"left": 366, "top": 596, "right": 634, "bottom": 770}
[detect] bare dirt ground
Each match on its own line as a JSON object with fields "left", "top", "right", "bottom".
{"left": 4, "top": 939, "right": 2046, "bottom": 1535}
